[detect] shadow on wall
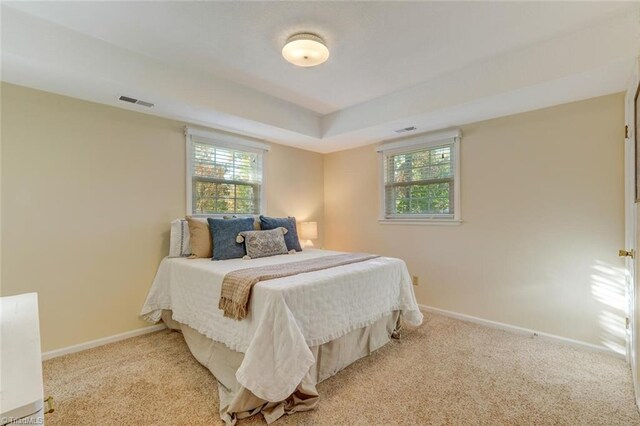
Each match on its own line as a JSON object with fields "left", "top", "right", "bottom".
{"left": 591, "top": 260, "right": 627, "bottom": 355}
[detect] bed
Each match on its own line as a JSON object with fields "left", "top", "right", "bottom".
{"left": 141, "top": 248, "right": 423, "bottom": 424}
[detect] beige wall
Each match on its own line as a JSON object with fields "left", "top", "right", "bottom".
{"left": 324, "top": 94, "right": 625, "bottom": 348}
{"left": 265, "top": 142, "right": 324, "bottom": 247}
{"left": 0, "top": 83, "right": 626, "bottom": 353}
{"left": 0, "top": 83, "right": 324, "bottom": 352}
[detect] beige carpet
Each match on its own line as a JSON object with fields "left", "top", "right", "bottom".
{"left": 43, "top": 313, "right": 639, "bottom": 425}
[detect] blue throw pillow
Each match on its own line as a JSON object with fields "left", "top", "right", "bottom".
{"left": 208, "top": 217, "right": 255, "bottom": 260}
{"left": 259, "top": 216, "right": 302, "bottom": 252}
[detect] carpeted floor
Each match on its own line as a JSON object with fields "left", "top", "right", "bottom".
{"left": 43, "top": 313, "right": 640, "bottom": 425}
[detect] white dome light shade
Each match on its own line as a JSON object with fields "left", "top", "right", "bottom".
{"left": 282, "top": 33, "right": 329, "bottom": 67}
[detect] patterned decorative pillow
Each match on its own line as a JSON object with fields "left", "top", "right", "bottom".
{"left": 208, "top": 217, "right": 255, "bottom": 260}
{"left": 259, "top": 216, "right": 302, "bottom": 252}
{"left": 169, "top": 219, "right": 191, "bottom": 258}
{"left": 236, "top": 227, "right": 293, "bottom": 259}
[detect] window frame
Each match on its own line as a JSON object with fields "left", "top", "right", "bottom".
{"left": 377, "top": 129, "right": 462, "bottom": 225}
{"left": 185, "top": 126, "right": 269, "bottom": 217}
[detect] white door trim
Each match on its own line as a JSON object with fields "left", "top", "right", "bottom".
{"left": 624, "top": 57, "right": 640, "bottom": 409}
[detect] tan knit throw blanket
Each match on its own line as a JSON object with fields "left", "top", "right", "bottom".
{"left": 219, "top": 253, "right": 380, "bottom": 320}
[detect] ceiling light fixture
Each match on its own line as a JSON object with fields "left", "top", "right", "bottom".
{"left": 282, "top": 33, "right": 329, "bottom": 67}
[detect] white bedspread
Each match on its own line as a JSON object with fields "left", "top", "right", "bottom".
{"left": 140, "top": 249, "right": 423, "bottom": 401}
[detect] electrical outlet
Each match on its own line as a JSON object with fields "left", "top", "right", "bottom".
{"left": 412, "top": 275, "right": 419, "bottom": 286}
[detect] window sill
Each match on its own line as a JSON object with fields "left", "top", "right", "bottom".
{"left": 378, "top": 218, "right": 462, "bottom": 226}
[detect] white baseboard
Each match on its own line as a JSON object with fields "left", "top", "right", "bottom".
{"left": 42, "top": 324, "right": 166, "bottom": 361}
{"left": 41, "top": 308, "right": 621, "bottom": 361}
{"left": 419, "top": 304, "right": 624, "bottom": 359}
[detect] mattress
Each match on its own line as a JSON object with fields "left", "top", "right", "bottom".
{"left": 141, "top": 248, "right": 423, "bottom": 401}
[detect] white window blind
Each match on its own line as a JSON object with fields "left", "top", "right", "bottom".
{"left": 378, "top": 129, "right": 461, "bottom": 222}
{"left": 186, "top": 128, "right": 268, "bottom": 216}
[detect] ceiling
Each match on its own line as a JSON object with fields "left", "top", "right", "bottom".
{"left": 2, "top": 1, "right": 639, "bottom": 153}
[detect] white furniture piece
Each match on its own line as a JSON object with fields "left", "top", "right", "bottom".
{"left": 1, "top": 293, "right": 49, "bottom": 425}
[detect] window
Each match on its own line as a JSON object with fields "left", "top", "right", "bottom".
{"left": 186, "top": 127, "right": 269, "bottom": 216}
{"left": 378, "top": 129, "right": 461, "bottom": 224}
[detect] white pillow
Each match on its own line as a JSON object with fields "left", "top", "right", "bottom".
{"left": 169, "top": 218, "right": 191, "bottom": 258}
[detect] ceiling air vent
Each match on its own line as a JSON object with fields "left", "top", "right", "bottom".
{"left": 394, "top": 126, "right": 417, "bottom": 134}
{"left": 118, "top": 95, "right": 154, "bottom": 108}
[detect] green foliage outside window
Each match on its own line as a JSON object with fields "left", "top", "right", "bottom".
{"left": 191, "top": 142, "right": 261, "bottom": 215}
{"left": 385, "top": 144, "right": 454, "bottom": 216}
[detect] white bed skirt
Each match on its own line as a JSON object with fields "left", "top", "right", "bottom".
{"left": 161, "top": 309, "right": 401, "bottom": 424}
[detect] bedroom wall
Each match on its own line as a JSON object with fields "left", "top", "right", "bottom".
{"left": 324, "top": 93, "right": 625, "bottom": 350}
{"left": 0, "top": 83, "right": 324, "bottom": 352}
